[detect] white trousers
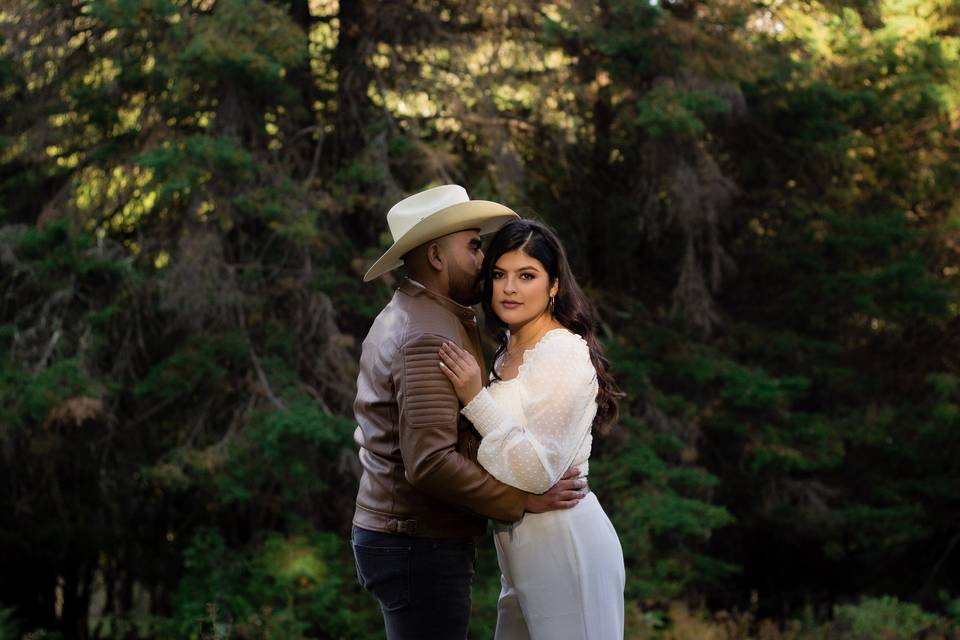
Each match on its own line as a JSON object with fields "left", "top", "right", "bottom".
{"left": 493, "top": 491, "right": 625, "bottom": 640}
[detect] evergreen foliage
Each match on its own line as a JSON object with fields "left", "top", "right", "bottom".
{"left": 1, "top": 0, "right": 958, "bottom": 637}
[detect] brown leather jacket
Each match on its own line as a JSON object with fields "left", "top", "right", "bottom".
{"left": 353, "top": 279, "right": 527, "bottom": 538}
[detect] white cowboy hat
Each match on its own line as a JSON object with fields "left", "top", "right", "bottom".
{"left": 363, "top": 184, "right": 519, "bottom": 282}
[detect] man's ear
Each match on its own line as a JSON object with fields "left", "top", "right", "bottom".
{"left": 426, "top": 242, "right": 444, "bottom": 272}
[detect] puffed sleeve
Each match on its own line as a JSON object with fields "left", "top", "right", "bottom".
{"left": 461, "top": 330, "right": 598, "bottom": 494}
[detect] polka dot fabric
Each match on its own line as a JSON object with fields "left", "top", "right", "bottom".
{"left": 461, "top": 328, "right": 598, "bottom": 494}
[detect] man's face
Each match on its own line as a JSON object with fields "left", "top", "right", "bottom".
{"left": 441, "top": 230, "right": 484, "bottom": 306}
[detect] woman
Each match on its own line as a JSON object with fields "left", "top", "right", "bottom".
{"left": 438, "top": 219, "right": 626, "bottom": 640}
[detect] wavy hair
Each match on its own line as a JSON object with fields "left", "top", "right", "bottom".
{"left": 481, "top": 219, "right": 624, "bottom": 433}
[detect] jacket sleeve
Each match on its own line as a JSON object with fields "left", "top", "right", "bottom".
{"left": 396, "top": 333, "right": 527, "bottom": 522}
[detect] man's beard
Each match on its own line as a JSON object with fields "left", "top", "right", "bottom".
{"left": 448, "top": 264, "right": 482, "bottom": 306}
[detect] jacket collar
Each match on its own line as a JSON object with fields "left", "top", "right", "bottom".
{"left": 399, "top": 278, "right": 477, "bottom": 323}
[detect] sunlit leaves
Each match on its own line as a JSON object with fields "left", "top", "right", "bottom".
{"left": 137, "top": 134, "right": 253, "bottom": 198}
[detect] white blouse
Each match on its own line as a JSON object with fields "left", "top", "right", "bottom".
{"left": 461, "top": 328, "right": 598, "bottom": 494}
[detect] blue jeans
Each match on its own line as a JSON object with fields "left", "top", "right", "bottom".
{"left": 352, "top": 525, "right": 477, "bottom": 640}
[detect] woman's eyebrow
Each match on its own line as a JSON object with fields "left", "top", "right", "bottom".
{"left": 493, "top": 265, "right": 541, "bottom": 273}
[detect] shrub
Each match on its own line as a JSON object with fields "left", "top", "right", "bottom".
{"left": 831, "top": 596, "right": 952, "bottom": 640}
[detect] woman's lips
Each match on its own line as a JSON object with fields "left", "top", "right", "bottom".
{"left": 499, "top": 300, "right": 522, "bottom": 309}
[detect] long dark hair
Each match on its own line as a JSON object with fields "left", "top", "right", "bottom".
{"left": 481, "top": 219, "right": 625, "bottom": 434}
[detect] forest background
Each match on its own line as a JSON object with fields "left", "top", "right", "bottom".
{"left": 2, "top": 0, "right": 960, "bottom": 638}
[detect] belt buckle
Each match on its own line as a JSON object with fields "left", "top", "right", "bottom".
{"left": 388, "top": 518, "right": 418, "bottom": 534}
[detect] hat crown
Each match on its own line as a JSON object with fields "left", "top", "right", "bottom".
{"left": 363, "top": 183, "right": 518, "bottom": 282}
{"left": 387, "top": 185, "right": 470, "bottom": 241}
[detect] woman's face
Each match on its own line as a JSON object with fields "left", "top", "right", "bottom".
{"left": 490, "top": 249, "right": 558, "bottom": 329}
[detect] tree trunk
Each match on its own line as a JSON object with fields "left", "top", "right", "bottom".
{"left": 286, "top": 0, "right": 319, "bottom": 137}
{"left": 333, "top": 0, "right": 375, "bottom": 161}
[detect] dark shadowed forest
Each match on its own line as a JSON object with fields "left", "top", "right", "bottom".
{"left": 1, "top": 0, "right": 959, "bottom": 638}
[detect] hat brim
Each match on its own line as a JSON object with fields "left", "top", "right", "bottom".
{"left": 363, "top": 200, "right": 519, "bottom": 282}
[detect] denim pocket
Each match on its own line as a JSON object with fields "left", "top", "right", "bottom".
{"left": 352, "top": 542, "right": 412, "bottom": 612}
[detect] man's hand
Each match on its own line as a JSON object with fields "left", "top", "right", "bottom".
{"left": 525, "top": 467, "right": 587, "bottom": 513}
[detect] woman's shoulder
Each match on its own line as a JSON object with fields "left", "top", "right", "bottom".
{"left": 523, "top": 327, "right": 590, "bottom": 370}
{"left": 542, "top": 326, "right": 589, "bottom": 349}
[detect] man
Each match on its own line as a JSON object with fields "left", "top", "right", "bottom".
{"left": 352, "top": 185, "right": 586, "bottom": 639}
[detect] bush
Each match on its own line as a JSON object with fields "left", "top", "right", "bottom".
{"left": 0, "top": 607, "right": 19, "bottom": 640}
{"left": 151, "top": 528, "right": 382, "bottom": 640}
{"left": 831, "top": 596, "right": 953, "bottom": 640}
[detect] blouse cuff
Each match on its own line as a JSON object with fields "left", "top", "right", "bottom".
{"left": 461, "top": 388, "right": 503, "bottom": 436}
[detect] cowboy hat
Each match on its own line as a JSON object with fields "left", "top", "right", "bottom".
{"left": 363, "top": 185, "right": 519, "bottom": 282}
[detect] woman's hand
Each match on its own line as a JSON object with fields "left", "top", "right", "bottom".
{"left": 438, "top": 341, "right": 483, "bottom": 404}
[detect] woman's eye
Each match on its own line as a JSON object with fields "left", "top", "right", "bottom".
{"left": 491, "top": 271, "right": 504, "bottom": 279}
{"left": 520, "top": 273, "right": 534, "bottom": 280}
